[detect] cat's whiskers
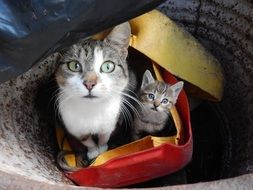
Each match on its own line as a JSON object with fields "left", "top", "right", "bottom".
{"left": 48, "top": 88, "right": 65, "bottom": 120}
{"left": 123, "top": 87, "right": 137, "bottom": 95}
{"left": 127, "top": 81, "right": 136, "bottom": 89}
{"left": 113, "top": 88, "right": 145, "bottom": 110}
{"left": 44, "top": 84, "right": 62, "bottom": 119}
{"left": 57, "top": 90, "right": 76, "bottom": 111}
{"left": 53, "top": 95, "right": 61, "bottom": 119}
{"left": 48, "top": 87, "right": 60, "bottom": 109}
{"left": 55, "top": 91, "right": 80, "bottom": 120}
{"left": 111, "top": 89, "right": 142, "bottom": 121}
{"left": 123, "top": 88, "right": 142, "bottom": 108}
{"left": 122, "top": 92, "right": 144, "bottom": 109}
{"left": 120, "top": 97, "right": 141, "bottom": 118}
{"left": 54, "top": 91, "right": 67, "bottom": 119}
{"left": 120, "top": 103, "right": 132, "bottom": 130}
{"left": 105, "top": 93, "right": 131, "bottom": 133}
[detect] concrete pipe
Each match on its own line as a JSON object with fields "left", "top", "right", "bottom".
{"left": 0, "top": 0, "right": 252, "bottom": 189}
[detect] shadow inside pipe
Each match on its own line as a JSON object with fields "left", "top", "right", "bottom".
{"left": 127, "top": 102, "right": 232, "bottom": 187}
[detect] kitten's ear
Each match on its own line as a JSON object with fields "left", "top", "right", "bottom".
{"left": 141, "top": 70, "right": 155, "bottom": 89}
{"left": 170, "top": 81, "right": 184, "bottom": 102}
{"left": 104, "top": 22, "right": 131, "bottom": 49}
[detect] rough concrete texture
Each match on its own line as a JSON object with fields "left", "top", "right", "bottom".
{"left": 0, "top": 54, "right": 71, "bottom": 184}
{"left": 0, "top": 0, "right": 252, "bottom": 189}
{"left": 159, "top": 0, "right": 253, "bottom": 177}
{"left": 0, "top": 171, "right": 252, "bottom": 190}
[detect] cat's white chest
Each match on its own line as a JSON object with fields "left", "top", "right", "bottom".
{"left": 59, "top": 96, "right": 121, "bottom": 139}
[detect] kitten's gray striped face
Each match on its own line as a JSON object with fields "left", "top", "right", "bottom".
{"left": 140, "top": 81, "right": 174, "bottom": 112}
{"left": 56, "top": 23, "right": 131, "bottom": 100}
{"left": 140, "top": 70, "right": 184, "bottom": 113}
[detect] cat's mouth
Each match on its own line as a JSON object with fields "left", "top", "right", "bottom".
{"left": 83, "top": 94, "right": 98, "bottom": 99}
{"left": 151, "top": 107, "right": 158, "bottom": 112}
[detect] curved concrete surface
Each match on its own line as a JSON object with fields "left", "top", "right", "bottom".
{"left": 0, "top": 0, "right": 252, "bottom": 189}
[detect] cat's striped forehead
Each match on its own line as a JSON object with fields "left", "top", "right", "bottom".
{"left": 62, "top": 40, "right": 100, "bottom": 67}
{"left": 61, "top": 39, "right": 124, "bottom": 71}
{"left": 70, "top": 41, "right": 94, "bottom": 60}
{"left": 145, "top": 81, "right": 169, "bottom": 94}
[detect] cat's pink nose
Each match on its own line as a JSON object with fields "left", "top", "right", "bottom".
{"left": 84, "top": 72, "right": 98, "bottom": 91}
{"left": 84, "top": 80, "right": 97, "bottom": 91}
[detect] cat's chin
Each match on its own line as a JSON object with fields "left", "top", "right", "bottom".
{"left": 150, "top": 107, "right": 166, "bottom": 113}
{"left": 150, "top": 108, "right": 163, "bottom": 113}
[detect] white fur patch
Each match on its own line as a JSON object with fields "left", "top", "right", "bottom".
{"left": 59, "top": 94, "right": 121, "bottom": 138}
{"left": 93, "top": 47, "right": 104, "bottom": 72}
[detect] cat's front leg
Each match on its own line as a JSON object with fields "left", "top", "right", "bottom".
{"left": 81, "top": 136, "right": 99, "bottom": 160}
{"left": 98, "top": 133, "right": 111, "bottom": 154}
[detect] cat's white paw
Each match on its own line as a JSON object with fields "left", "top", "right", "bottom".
{"left": 98, "top": 144, "right": 108, "bottom": 154}
{"left": 87, "top": 147, "right": 99, "bottom": 160}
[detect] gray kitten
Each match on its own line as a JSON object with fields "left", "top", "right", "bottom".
{"left": 132, "top": 70, "right": 184, "bottom": 140}
{"left": 55, "top": 22, "right": 131, "bottom": 160}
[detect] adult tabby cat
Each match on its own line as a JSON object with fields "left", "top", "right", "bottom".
{"left": 55, "top": 22, "right": 131, "bottom": 160}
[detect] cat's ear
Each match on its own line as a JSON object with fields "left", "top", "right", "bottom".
{"left": 104, "top": 22, "right": 131, "bottom": 49}
{"left": 57, "top": 47, "right": 69, "bottom": 61}
{"left": 141, "top": 70, "right": 155, "bottom": 89}
{"left": 170, "top": 81, "right": 184, "bottom": 101}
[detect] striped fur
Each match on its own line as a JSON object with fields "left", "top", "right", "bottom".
{"left": 132, "top": 70, "right": 183, "bottom": 140}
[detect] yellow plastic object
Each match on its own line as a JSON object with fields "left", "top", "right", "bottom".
{"left": 129, "top": 10, "right": 224, "bottom": 101}
{"left": 56, "top": 127, "right": 76, "bottom": 167}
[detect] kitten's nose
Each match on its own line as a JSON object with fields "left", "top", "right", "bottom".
{"left": 83, "top": 72, "right": 97, "bottom": 91}
{"left": 153, "top": 100, "right": 160, "bottom": 108}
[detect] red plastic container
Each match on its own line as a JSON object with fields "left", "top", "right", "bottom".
{"left": 65, "top": 68, "right": 193, "bottom": 188}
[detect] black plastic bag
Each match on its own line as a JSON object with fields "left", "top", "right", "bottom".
{"left": 0, "top": 0, "right": 164, "bottom": 83}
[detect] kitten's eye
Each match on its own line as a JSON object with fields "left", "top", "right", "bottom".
{"left": 67, "top": 61, "right": 82, "bottom": 72}
{"left": 148, "top": 93, "right": 155, "bottom": 100}
{"left": 100, "top": 61, "right": 115, "bottom": 73}
{"left": 161, "top": 98, "right": 169, "bottom": 104}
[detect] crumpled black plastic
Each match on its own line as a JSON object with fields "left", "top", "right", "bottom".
{"left": 0, "top": 0, "right": 165, "bottom": 83}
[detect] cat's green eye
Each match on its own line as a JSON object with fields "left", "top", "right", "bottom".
{"left": 100, "top": 61, "right": 115, "bottom": 73}
{"left": 148, "top": 93, "right": 155, "bottom": 100}
{"left": 161, "top": 98, "right": 169, "bottom": 104}
{"left": 68, "top": 61, "right": 82, "bottom": 72}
